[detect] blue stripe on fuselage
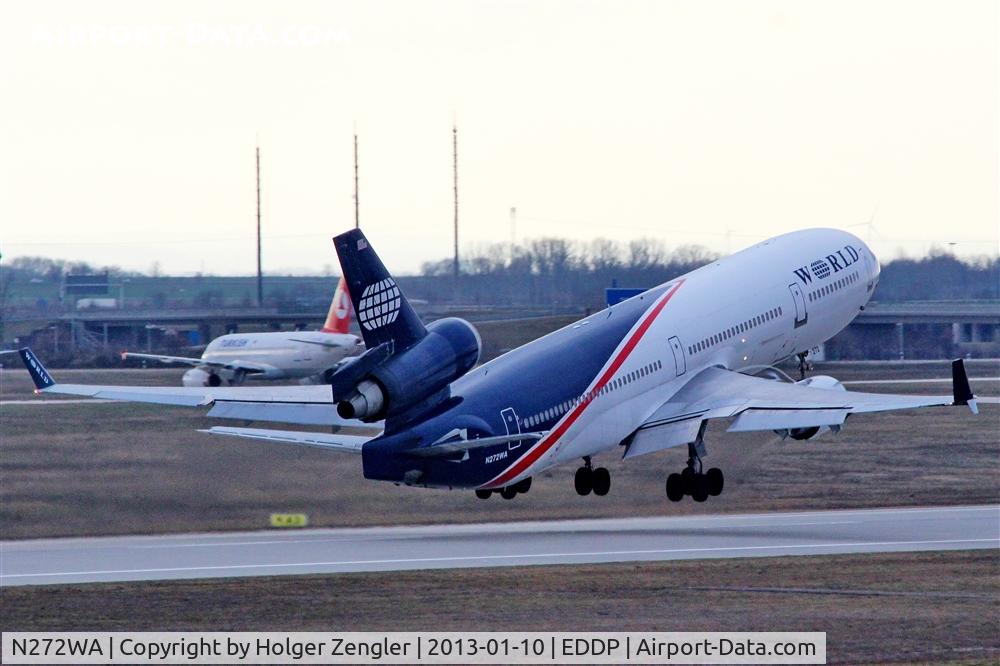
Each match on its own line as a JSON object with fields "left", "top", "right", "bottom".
{"left": 361, "top": 285, "right": 669, "bottom": 488}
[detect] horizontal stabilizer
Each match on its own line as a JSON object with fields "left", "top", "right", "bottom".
{"left": 207, "top": 401, "right": 378, "bottom": 427}
{"left": 201, "top": 426, "right": 373, "bottom": 453}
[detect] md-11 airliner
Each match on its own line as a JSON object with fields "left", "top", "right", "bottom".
{"left": 16, "top": 228, "right": 976, "bottom": 502}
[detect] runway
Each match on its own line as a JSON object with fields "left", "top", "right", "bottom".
{"left": 2, "top": 505, "right": 996, "bottom": 586}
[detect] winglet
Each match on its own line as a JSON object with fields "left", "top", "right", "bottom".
{"left": 951, "top": 358, "right": 977, "bottom": 414}
{"left": 18, "top": 347, "right": 56, "bottom": 391}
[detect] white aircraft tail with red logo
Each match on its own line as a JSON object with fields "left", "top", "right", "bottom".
{"left": 321, "top": 276, "right": 353, "bottom": 334}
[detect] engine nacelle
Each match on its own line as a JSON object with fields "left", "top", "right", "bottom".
{"left": 789, "top": 426, "right": 821, "bottom": 440}
{"left": 338, "top": 317, "right": 481, "bottom": 421}
{"left": 795, "top": 375, "right": 846, "bottom": 392}
{"left": 183, "top": 368, "right": 222, "bottom": 387}
{"left": 782, "top": 375, "right": 846, "bottom": 440}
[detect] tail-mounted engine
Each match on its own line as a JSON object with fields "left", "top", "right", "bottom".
{"left": 337, "top": 317, "right": 481, "bottom": 421}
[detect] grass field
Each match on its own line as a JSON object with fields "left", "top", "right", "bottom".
{"left": 2, "top": 360, "right": 998, "bottom": 665}
{"left": 1, "top": 361, "right": 997, "bottom": 540}
{"left": 2, "top": 550, "right": 996, "bottom": 664}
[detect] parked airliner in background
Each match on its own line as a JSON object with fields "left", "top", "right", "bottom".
{"left": 17, "top": 228, "right": 976, "bottom": 503}
{"left": 123, "top": 277, "right": 363, "bottom": 386}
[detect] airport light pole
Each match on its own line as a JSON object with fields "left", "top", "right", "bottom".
{"left": 256, "top": 144, "right": 263, "bottom": 308}
{"left": 354, "top": 129, "right": 360, "bottom": 229}
{"left": 452, "top": 123, "right": 459, "bottom": 280}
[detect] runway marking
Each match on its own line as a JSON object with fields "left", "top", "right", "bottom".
{"left": 127, "top": 520, "right": 863, "bottom": 549}
{"left": 4, "top": 538, "right": 996, "bottom": 581}
{"left": 842, "top": 377, "right": 1000, "bottom": 385}
{"left": 678, "top": 586, "right": 990, "bottom": 599}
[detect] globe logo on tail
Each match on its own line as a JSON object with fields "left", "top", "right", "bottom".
{"left": 357, "top": 278, "right": 401, "bottom": 331}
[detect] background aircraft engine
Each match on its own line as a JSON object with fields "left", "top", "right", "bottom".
{"left": 182, "top": 368, "right": 222, "bottom": 387}
{"left": 337, "top": 317, "right": 481, "bottom": 421}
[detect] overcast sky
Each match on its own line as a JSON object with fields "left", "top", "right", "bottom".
{"left": 1, "top": 0, "right": 997, "bottom": 275}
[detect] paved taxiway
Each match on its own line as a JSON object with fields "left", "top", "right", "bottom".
{"left": 2, "top": 505, "right": 996, "bottom": 586}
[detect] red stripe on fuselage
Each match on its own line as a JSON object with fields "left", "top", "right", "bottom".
{"left": 483, "top": 280, "right": 684, "bottom": 488}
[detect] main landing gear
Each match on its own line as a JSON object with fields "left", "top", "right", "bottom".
{"left": 574, "top": 456, "right": 611, "bottom": 496}
{"left": 475, "top": 476, "right": 531, "bottom": 500}
{"left": 665, "top": 424, "right": 724, "bottom": 503}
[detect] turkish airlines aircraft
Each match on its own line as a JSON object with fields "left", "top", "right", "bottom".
{"left": 17, "top": 228, "right": 976, "bottom": 502}
{"left": 123, "top": 277, "right": 363, "bottom": 386}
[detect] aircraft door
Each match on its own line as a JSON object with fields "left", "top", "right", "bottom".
{"left": 500, "top": 407, "right": 522, "bottom": 449}
{"left": 788, "top": 283, "right": 808, "bottom": 329}
{"left": 668, "top": 336, "right": 686, "bottom": 376}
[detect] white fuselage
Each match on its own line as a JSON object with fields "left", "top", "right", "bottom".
{"left": 197, "top": 331, "right": 362, "bottom": 382}
{"left": 504, "top": 228, "right": 880, "bottom": 480}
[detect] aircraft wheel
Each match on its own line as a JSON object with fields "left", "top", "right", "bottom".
{"left": 592, "top": 467, "right": 611, "bottom": 496}
{"left": 574, "top": 467, "right": 593, "bottom": 496}
{"left": 706, "top": 468, "right": 724, "bottom": 496}
{"left": 513, "top": 477, "right": 532, "bottom": 494}
{"left": 680, "top": 468, "right": 696, "bottom": 495}
{"left": 500, "top": 487, "right": 517, "bottom": 500}
{"left": 475, "top": 489, "right": 492, "bottom": 500}
{"left": 665, "top": 473, "right": 684, "bottom": 502}
{"left": 691, "top": 475, "right": 709, "bottom": 503}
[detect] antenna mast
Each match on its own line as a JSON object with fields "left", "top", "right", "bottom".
{"left": 256, "top": 144, "right": 263, "bottom": 308}
{"left": 353, "top": 128, "right": 360, "bottom": 229}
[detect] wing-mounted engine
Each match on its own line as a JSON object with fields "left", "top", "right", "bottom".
{"left": 183, "top": 367, "right": 256, "bottom": 387}
{"left": 337, "top": 317, "right": 481, "bottom": 421}
{"left": 784, "top": 374, "right": 845, "bottom": 440}
{"left": 183, "top": 368, "right": 222, "bottom": 387}
{"left": 745, "top": 367, "right": 847, "bottom": 441}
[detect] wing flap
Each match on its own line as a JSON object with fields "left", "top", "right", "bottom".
{"left": 632, "top": 360, "right": 976, "bottom": 439}
{"left": 728, "top": 408, "right": 848, "bottom": 432}
{"left": 623, "top": 416, "right": 703, "bottom": 459}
